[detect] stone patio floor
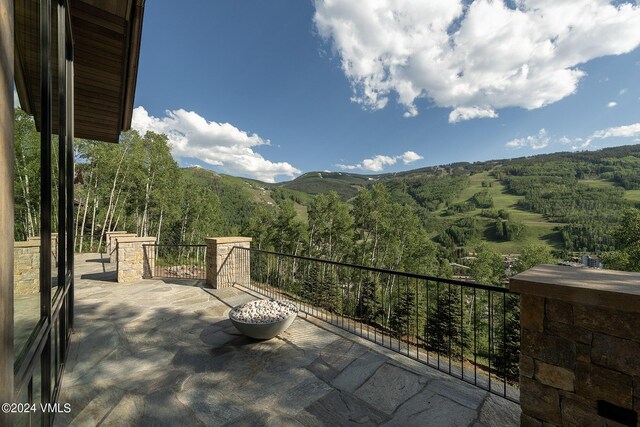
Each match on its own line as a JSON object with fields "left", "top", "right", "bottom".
{"left": 54, "top": 253, "right": 520, "bottom": 426}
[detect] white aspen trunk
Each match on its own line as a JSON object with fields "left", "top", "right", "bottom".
{"left": 142, "top": 174, "right": 149, "bottom": 236}
{"left": 328, "top": 218, "right": 334, "bottom": 261}
{"left": 98, "top": 145, "right": 129, "bottom": 251}
{"left": 386, "top": 278, "right": 396, "bottom": 323}
{"left": 90, "top": 195, "right": 99, "bottom": 252}
{"left": 141, "top": 168, "right": 155, "bottom": 237}
{"left": 156, "top": 208, "right": 163, "bottom": 243}
{"left": 359, "top": 203, "right": 371, "bottom": 267}
{"left": 113, "top": 201, "right": 125, "bottom": 232}
{"left": 106, "top": 160, "right": 131, "bottom": 235}
{"left": 78, "top": 171, "right": 94, "bottom": 252}
{"left": 74, "top": 188, "right": 82, "bottom": 248}
{"left": 369, "top": 220, "right": 380, "bottom": 268}
{"left": 16, "top": 148, "right": 35, "bottom": 236}
{"left": 179, "top": 205, "right": 189, "bottom": 245}
{"left": 134, "top": 208, "right": 139, "bottom": 235}
{"left": 106, "top": 185, "right": 124, "bottom": 234}
{"left": 187, "top": 213, "right": 200, "bottom": 248}
{"left": 185, "top": 213, "right": 199, "bottom": 260}
{"left": 307, "top": 224, "right": 316, "bottom": 257}
{"left": 113, "top": 211, "right": 120, "bottom": 233}
{"left": 16, "top": 172, "right": 33, "bottom": 237}
{"left": 113, "top": 194, "right": 128, "bottom": 233}
{"left": 31, "top": 205, "right": 38, "bottom": 237}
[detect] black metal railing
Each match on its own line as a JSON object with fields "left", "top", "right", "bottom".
{"left": 231, "top": 246, "right": 520, "bottom": 401}
{"left": 143, "top": 244, "right": 207, "bottom": 280}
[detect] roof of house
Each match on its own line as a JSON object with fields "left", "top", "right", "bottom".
{"left": 14, "top": 0, "right": 145, "bottom": 143}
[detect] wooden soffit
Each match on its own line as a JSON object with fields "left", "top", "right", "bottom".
{"left": 14, "top": 0, "right": 145, "bottom": 143}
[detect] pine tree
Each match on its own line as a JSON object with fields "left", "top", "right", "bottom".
{"left": 495, "top": 293, "right": 520, "bottom": 381}
{"left": 356, "top": 276, "right": 378, "bottom": 324}
{"left": 389, "top": 281, "right": 421, "bottom": 339}
{"left": 425, "top": 282, "right": 468, "bottom": 359}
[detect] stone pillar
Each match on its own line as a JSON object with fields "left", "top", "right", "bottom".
{"left": 205, "top": 237, "right": 252, "bottom": 289}
{"left": 510, "top": 265, "right": 640, "bottom": 427}
{"left": 27, "top": 233, "right": 57, "bottom": 266}
{"left": 116, "top": 237, "right": 156, "bottom": 283}
{"left": 14, "top": 241, "right": 41, "bottom": 295}
{"left": 106, "top": 231, "right": 135, "bottom": 260}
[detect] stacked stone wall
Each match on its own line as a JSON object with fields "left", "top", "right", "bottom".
{"left": 106, "top": 232, "right": 135, "bottom": 260}
{"left": 14, "top": 242, "right": 40, "bottom": 295}
{"left": 27, "top": 233, "right": 57, "bottom": 265}
{"left": 512, "top": 265, "right": 640, "bottom": 427}
{"left": 116, "top": 237, "right": 156, "bottom": 283}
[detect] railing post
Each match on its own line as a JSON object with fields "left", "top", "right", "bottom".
{"left": 510, "top": 265, "right": 640, "bottom": 427}
{"left": 205, "top": 237, "right": 252, "bottom": 289}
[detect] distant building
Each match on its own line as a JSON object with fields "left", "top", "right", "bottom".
{"left": 582, "top": 255, "right": 604, "bottom": 269}
{"left": 449, "top": 262, "right": 471, "bottom": 276}
{"left": 558, "top": 261, "right": 584, "bottom": 268}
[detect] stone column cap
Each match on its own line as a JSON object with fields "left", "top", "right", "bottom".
{"left": 15, "top": 240, "right": 41, "bottom": 248}
{"left": 106, "top": 231, "right": 129, "bottom": 235}
{"left": 205, "top": 237, "right": 252, "bottom": 244}
{"left": 510, "top": 264, "right": 640, "bottom": 313}
{"left": 115, "top": 236, "right": 156, "bottom": 243}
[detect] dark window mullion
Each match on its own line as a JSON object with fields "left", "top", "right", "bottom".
{"left": 65, "top": 56, "right": 75, "bottom": 333}
{"left": 56, "top": 0, "right": 66, "bottom": 305}
{"left": 39, "top": 0, "right": 52, "bottom": 425}
{"left": 65, "top": 20, "right": 74, "bottom": 332}
{"left": 55, "top": 2, "right": 67, "bottom": 391}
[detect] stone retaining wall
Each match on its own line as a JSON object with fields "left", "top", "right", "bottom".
{"left": 510, "top": 265, "right": 640, "bottom": 427}
{"left": 205, "top": 237, "right": 251, "bottom": 289}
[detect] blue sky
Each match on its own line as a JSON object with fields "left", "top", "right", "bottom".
{"left": 132, "top": 0, "right": 640, "bottom": 182}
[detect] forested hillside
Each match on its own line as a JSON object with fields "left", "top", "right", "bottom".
{"left": 13, "top": 109, "right": 640, "bottom": 278}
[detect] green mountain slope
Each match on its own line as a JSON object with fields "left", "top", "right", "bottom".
{"left": 279, "top": 171, "right": 374, "bottom": 200}
{"left": 186, "top": 144, "right": 640, "bottom": 255}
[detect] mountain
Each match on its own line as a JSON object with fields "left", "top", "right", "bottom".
{"left": 182, "top": 144, "right": 640, "bottom": 255}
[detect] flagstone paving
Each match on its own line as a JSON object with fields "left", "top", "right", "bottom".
{"left": 54, "top": 253, "right": 520, "bottom": 426}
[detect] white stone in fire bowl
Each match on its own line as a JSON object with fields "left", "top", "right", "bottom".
{"left": 229, "top": 299, "right": 298, "bottom": 340}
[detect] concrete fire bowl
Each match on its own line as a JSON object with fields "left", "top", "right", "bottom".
{"left": 229, "top": 299, "right": 298, "bottom": 340}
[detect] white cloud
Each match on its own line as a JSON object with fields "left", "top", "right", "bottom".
{"left": 591, "top": 122, "right": 640, "bottom": 139}
{"left": 506, "top": 122, "right": 640, "bottom": 153}
{"left": 571, "top": 140, "right": 592, "bottom": 151}
{"left": 399, "top": 151, "right": 423, "bottom": 164}
{"left": 505, "top": 129, "right": 550, "bottom": 150}
{"left": 131, "top": 106, "right": 300, "bottom": 183}
{"left": 314, "top": 0, "right": 640, "bottom": 121}
{"left": 337, "top": 150, "right": 423, "bottom": 172}
{"left": 449, "top": 106, "right": 498, "bottom": 123}
{"left": 619, "top": 88, "right": 628, "bottom": 95}
{"left": 607, "top": 101, "right": 617, "bottom": 108}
